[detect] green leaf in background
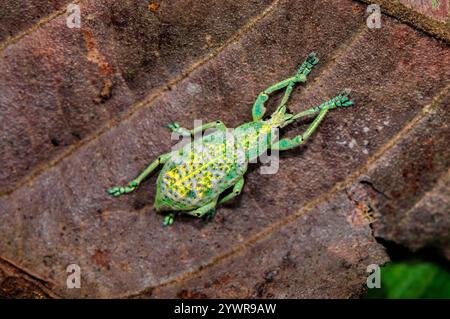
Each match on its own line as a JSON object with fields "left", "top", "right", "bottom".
{"left": 366, "top": 260, "right": 450, "bottom": 299}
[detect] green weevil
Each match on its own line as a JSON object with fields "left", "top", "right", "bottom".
{"left": 107, "top": 52, "right": 354, "bottom": 226}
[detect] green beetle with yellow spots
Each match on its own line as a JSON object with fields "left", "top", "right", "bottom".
{"left": 107, "top": 52, "right": 354, "bottom": 226}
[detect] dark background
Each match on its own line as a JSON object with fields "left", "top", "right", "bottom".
{"left": 0, "top": 0, "right": 449, "bottom": 298}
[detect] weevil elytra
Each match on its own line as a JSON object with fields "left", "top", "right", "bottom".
{"left": 107, "top": 52, "right": 354, "bottom": 226}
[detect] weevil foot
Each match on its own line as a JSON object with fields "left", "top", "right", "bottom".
{"left": 163, "top": 213, "right": 175, "bottom": 226}
{"left": 166, "top": 122, "right": 180, "bottom": 130}
{"left": 296, "top": 52, "right": 320, "bottom": 78}
{"left": 204, "top": 209, "right": 217, "bottom": 222}
{"left": 334, "top": 89, "right": 354, "bottom": 108}
{"left": 106, "top": 181, "right": 138, "bottom": 197}
{"left": 324, "top": 89, "right": 354, "bottom": 110}
{"left": 306, "top": 52, "right": 319, "bottom": 65}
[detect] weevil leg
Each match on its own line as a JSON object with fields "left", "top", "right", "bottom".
{"left": 253, "top": 52, "right": 319, "bottom": 121}
{"left": 166, "top": 122, "right": 191, "bottom": 136}
{"left": 285, "top": 89, "right": 354, "bottom": 125}
{"left": 218, "top": 177, "right": 245, "bottom": 205}
{"left": 272, "top": 90, "right": 354, "bottom": 150}
{"left": 107, "top": 152, "right": 172, "bottom": 197}
{"left": 274, "top": 52, "right": 319, "bottom": 114}
{"left": 202, "top": 177, "right": 245, "bottom": 222}
{"left": 271, "top": 108, "right": 329, "bottom": 151}
{"left": 252, "top": 77, "right": 296, "bottom": 121}
{"left": 166, "top": 121, "right": 227, "bottom": 136}
{"left": 184, "top": 200, "right": 218, "bottom": 219}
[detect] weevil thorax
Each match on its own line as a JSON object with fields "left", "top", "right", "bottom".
{"left": 266, "top": 105, "right": 294, "bottom": 129}
{"left": 233, "top": 106, "right": 294, "bottom": 161}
